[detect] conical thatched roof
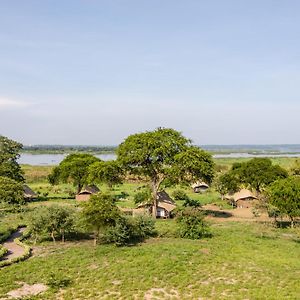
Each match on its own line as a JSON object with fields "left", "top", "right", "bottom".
{"left": 231, "top": 189, "right": 257, "bottom": 202}
{"left": 191, "top": 181, "right": 209, "bottom": 189}
{"left": 78, "top": 185, "right": 100, "bottom": 195}
{"left": 137, "top": 190, "right": 176, "bottom": 212}
{"left": 157, "top": 191, "right": 175, "bottom": 204}
{"left": 23, "top": 185, "right": 37, "bottom": 198}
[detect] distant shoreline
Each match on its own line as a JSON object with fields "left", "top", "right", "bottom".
{"left": 21, "top": 144, "right": 300, "bottom": 156}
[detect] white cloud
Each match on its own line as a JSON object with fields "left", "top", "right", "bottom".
{"left": 0, "top": 97, "right": 32, "bottom": 110}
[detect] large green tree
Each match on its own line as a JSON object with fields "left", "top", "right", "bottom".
{"left": 88, "top": 160, "right": 124, "bottom": 189}
{"left": 218, "top": 158, "right": 288, "bottom": 195}
{"left": 117, "top": 128, "right": 215, "bottom": 217}
{"left": 0, "top": 135, "right": 24, "bottom": 182}
{"left": 48, "top": 153, "right": 100, "bottom": 193}
{"left": 268, "top": 177, "right": 300, "bottom": 227}
{"left": 80, "top": 192, "right": 121, "bottom": 245}
{"left": 0, "top": 176, "right": 24, "bottom": 206}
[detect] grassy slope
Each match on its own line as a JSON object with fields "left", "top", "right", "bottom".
{"left": 0, "top": 160, "right": 299, "bottom": 299}
{"left": 0, "top": 222, "right": 299, "bottom": 299}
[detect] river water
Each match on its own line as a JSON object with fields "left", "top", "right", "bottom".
{"left": 19, "top": 152, "right": 300, "bottom": 166}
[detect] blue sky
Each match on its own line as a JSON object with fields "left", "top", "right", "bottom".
{"left": 0, "top": 0, "right": 300, "bottom": 145}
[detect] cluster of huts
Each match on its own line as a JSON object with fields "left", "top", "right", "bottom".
{"left": 24, "top": 180, "right": 258, "bottom": 218}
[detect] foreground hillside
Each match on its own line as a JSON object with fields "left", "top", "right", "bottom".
{"left": 0, "top": 221, "right": 299, "bottom": 299}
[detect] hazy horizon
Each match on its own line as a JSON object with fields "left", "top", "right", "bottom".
{"left": 1, "top": 1, "right": 300, "bottom": 145}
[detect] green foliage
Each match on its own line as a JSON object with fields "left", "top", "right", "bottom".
{"left": 0, "top": 245, "right": 8, "bottom": 259}
{"left": 88, "top": 160, "right": 124, "bottom": 188}
{"left": 216, "top": 171, "right": 240, "bottom": 195}
{"left": 267, "top": 177, "right": 300, "bottom": 226}
{"left": 117, "top": 128, "right": 215, "bottom": 216}
{"left": 0, "top": 135, "right": 24, "bottom": 182}
{"left": 182, "top": 198, "right": 202, "bottom": 208}
{"left": 0, "top": 176, "right": 24, "bottom": 206}
{"left": 103, "top": 215, "right": 156, "bottom": 246}
{"left": 241, "top": 158, "right": 288, "bottom": 192}
{"left": 291, "top": 159, "right": 300, "bottom": 176}
{"left": 218, "top": 158, "right": 288, "bottom": 194}
{"left": 172, "top": 189, "right": 189, "bottom": 201}
{"left": 176, "top": 207, "right": 211, "bottom": 239}
{"left": 29, "top": 205, "right": 76, "bottom": 242}
{"left": 172, "top": 146, "right": 215, "bottom": 185}
{"left": 48, "top": 153, "right": 100, "bottom": 193}
{"left": 80, "top": 192, "right": 121, "bottom": 244}
{"left": 134, "top": 188, "right": 151, "bottom": 204}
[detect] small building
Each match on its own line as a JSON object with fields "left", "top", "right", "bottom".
{"left": 226, "top": 189, "right": 257, "bottom": 208}
{"left": 192, "top": 181, "right": 209, "bottom": 193}
{"left": 23, "top": 185, "right": 37, "bottom": 201}
{"left": 138, "top": 191, "right": 176, "bottom": 218}
{"left": 75, "top": 185, "right": 100, "bottom": 201}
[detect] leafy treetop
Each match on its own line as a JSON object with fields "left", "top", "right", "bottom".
{"left": 48, "top": 153, "right": 100, "bottom": 193}
{"left": 0, "top": 135, "right": 24, "bottom": 182}
{"left": 117, "top": 128, "right": 215, "bottom": 217}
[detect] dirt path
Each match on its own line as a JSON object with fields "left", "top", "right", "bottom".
{"left": 2, "top": 228, "right": 26, "bottom": 261}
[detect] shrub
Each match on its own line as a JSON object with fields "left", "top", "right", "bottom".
{"left": 183, "top": 198, "right": 201, "bottom": 208}
{"left": 103, "top": 215, "right": 156, "bottom": 246}
{"left": 172, "top": 189, "right": 189, "bottom": 201}
{"left": 134, "top": 188, "right": 151, "bottom": 204}
{"left": 0, "top": 245, "right": 8, "bottom": 259}
{"left": 176, "top": 207, "right": 211, "bottom": 239}
{"left": 29, "top": 205, "right": 76, "bottom": 243}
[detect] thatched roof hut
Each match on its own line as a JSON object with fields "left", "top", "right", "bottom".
{"left": 23, "top": 185, "right": 37, "bottom": 201}
{"left": 191, "top": 181, "right": 209, "bottom": 193}
{"left": 226, "top": 189, "right": 257, "bottom": 208}
{"left": 76, "top": 185, "right": 100, "bottom": 201}
{"left": 138, "top": 191, "right": 176, "bottom": 218}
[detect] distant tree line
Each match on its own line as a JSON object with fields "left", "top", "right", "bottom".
{"left": 22, "top": 145, "right": 117, "bottom": 154}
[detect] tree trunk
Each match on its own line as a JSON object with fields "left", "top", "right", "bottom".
{"left": 290, "top": 216, "right": 294, "bottom": 228}
{"left": 51, "top": 231, "right": 56, "bottom": 243}
{"left": 77, "top": 184, "right": 83, "bottom": 194}
{"left": 61, "top": 230, "right": 65, "bottom": 243}
{"left": 150, "top": 176, "right": 163, "bottom": 218}
{"left": 93, "top": 230, "right": 99, "bottom": 246}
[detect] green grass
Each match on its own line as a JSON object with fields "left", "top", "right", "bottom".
{"left": 0, "top": 222, "right": 299, "bottom": 299}
{"left": 1, "top": 164, "right": 299, "bottom": 298}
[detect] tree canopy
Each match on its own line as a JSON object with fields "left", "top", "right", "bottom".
{"left": 0, "top": 176, "right": 24, "bottom": 206}
{"left": 267, "top": 177, "right": 300, "bottom": 227}
{"left": 29, "top": 205, "right": 76, "bottom": 242}
{"left": 48, "top": 153, "right": 100, "bottom": 193}
{"left": 80, "top": 192, "right": 121, "bottom": 245}
{"left": 0, "top": 135, "right": 24, "bottom": 182}
{"left": 88, "top": 160, "right": 124, "bottom": 189}
{"left": 117, "top": 128, "right": 215, "bottom": 217}
{"left": 218, "top": 158, "right": 288, "bottom": 195}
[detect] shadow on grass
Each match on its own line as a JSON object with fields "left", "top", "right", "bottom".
{"left": 203, "top": 209, "right": 233, "bottom": 218}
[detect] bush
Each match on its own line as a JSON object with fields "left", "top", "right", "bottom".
{"left": 134, "top": 188, "right": 151, "bottom": 204}
{"left": 183, "top": 198, "right": 201, "bottom": 208}
{"left": 0, "top": 245, "right": 8, "bottom": 259}
{"left": 172, "top": 189, "right": 189, "bottom": 201}
{"left": 176, "top": 207, "right": 211, "bottom": 239}
{"left": 29, "top": 205, "right": 76, "bottom": 243}
{"left": 103, "top": 215, "right": 156, "bottom": 246}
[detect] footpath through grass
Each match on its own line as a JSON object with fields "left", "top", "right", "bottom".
{"left": 0, "top": 222, "right": 299, "bottom": 299}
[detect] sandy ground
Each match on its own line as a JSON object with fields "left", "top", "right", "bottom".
{"left": 202, "top": 204, "right": 270, "bottom": 222}
{"left": 2, "top": 228, "right": 26, "bottom": 261}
